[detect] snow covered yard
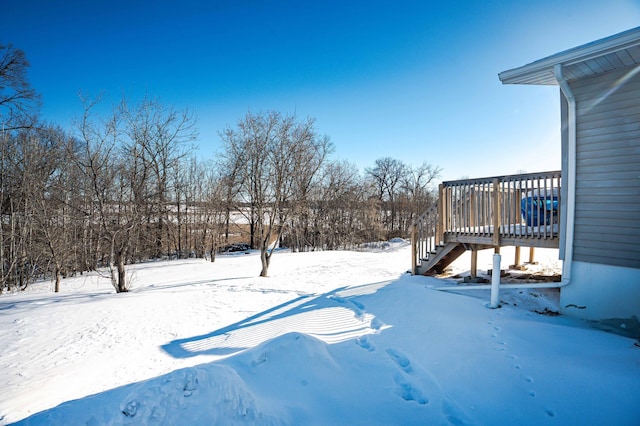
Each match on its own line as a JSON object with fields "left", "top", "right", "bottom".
{"left": 0, "top": 242, "right": 638, "bottom": 425}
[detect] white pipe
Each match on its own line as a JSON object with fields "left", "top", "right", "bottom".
{"left": 554, "top": 64, "right": 576, "bottom": 287}
{"left": 434, "top": 282, "right": 566, "bottom": 291}
{"left": 489, "top": 253, "right": 501, "bottom": 308}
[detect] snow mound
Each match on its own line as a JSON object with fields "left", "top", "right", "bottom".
{"left": 356, "top": 238, "right": 410, "bottom": 252}
{"left": 115, "top": 365, "right": 267, "bottom": 425}
{"left": 388, "top": 237, "right": 407, "bottom": 244}
{"left": 14, "top": 364, "right": 283, "bottom": 426}
{"left": 240, "top": 332, "right": 339, "bottom": 371}
{"left": 225, "top": 332, "right": 344, "bottom": 422}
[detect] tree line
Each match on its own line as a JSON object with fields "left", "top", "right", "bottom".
{"left": 0, "top": 43, "right": 440, "bottom": 293}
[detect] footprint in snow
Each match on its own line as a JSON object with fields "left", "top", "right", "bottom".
{"left": 370, "top": 317, "right": 384, "bottom": 330}
{"left": 443, "top": 398, "right": 475, "bottom": 426}
{"left": 122, "top": 401, "right": 138, "bottom": 418}
{"left": 329, "top": 295, "right": 365, "bottom": 320}
{"left": 393, "top": 373, "right": 428, "bottom": 405}
{"left": 329, "top": 295, "right": 349, "bottom": 305}
{"left": 356, "top": 335, "right": 375, "bottom": 352}
{"left": 351, "top": 300, "right": 365, "bottom": 310}
{"left": 386, "top": 348, "right": 412, "bottom": 373}
{"left": 183, "top": 374, "right": 199, "bottom": 397}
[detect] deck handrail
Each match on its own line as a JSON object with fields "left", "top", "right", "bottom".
{"left": 411, "top": 202, "right": 440, "bottom": 274}
{"left": 441, "top": 170, "right": 561, "bottom": 186}
{"left": 412, "top": 170, "right": 562, "bottom": 274}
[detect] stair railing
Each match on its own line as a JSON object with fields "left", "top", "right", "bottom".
{"left": 411, "top": 197, "right": 441, "bottom": 275}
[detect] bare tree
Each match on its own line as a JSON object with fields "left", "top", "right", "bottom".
{"left": 0, "top": 44, "right": 41, "bottom": 292}
{"left": 29, "top": 126, "right": 79, "bottom": 292}
{"left": 220, "top": 111, "right": 331, "bottom": 276}
{"left": 400, "top": 161, "right": 441, "bottom": 228}
{"left": 1, "top": 129, "right": 42, "bottom": 290}
{"left": 74, "top": 97, "right": 131, "bottom": 292}
{"left": 198, "top": 167, "right": 230, "bottom": 262}
{"left": 364, "top": 158, "right": 441, "bottom": 239}
{"left": 314, "top": 160, "right": 368, "bottom": 249}
{"left": 119, "top": 96, "right": 197, "bottom": 258}
{"left": 365, "top": 157, "right": 408, "bottom": 238}
{"left": 286, "top": 126, "right": 332, "bottom": 252}
{"left": 0, "top": 43, "right": 40, "bottom": 132}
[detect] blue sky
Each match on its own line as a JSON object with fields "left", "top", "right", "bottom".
{"left": 4, "top": 0, "right": 640, "bottom": 182}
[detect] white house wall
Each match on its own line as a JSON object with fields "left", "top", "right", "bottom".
{"left": 570, "top": 65, "right": 640, "bottom": 270}
{"left": 560, "top": 63, "right": 640, "bottom": 335}
{"left": 561, "top": 260, "right": 640, "bottom": 336}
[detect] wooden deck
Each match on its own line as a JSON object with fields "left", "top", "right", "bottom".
{"left": 412, "top": 171, "right": 561, "bottom": 275}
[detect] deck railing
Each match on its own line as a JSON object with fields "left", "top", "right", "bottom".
{"left": 411, "top": 203, "right": 440, "bottom": 272}
{"left": 412, "top": 170, "right": 562, "bottom": 273}
{"left": 442, "top": 170, "right": 562, "bottom": 245}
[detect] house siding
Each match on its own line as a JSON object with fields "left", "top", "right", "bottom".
{"left": 570, "top": 65, "right": 640, "bottom": 270}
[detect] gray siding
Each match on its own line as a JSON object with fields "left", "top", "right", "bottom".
{"left": 569, "top": 65, "right": 640, "bottom": 269}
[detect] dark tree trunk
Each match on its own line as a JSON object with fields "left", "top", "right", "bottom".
{"left": 116, "top": 254, "right": 128, "bottom": 293}
{"left": 54, "top": 265, "right": 61, "bottom": 293}
{"left": 259, "top": 249, "right": 271, "bottom": 277}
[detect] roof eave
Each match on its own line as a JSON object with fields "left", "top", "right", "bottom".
{"left": 499, "top": 26, "right": 640, "bottom": 85}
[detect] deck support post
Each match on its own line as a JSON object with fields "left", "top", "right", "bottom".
{"left": 510, "top": 246, "right": 525, "bottom": 270}
{"left": 528, "top": 247, "right": 537, "bottom": 264}
{"left": 470, "top": 249, "right": 478, "bottom": 278}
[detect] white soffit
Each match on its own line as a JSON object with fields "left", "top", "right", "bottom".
{"left": 499, "top": 26, "right": 640, "bottom": 85}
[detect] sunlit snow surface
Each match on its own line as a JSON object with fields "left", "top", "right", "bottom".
{"left": 1, "top": 243, "right": 638, "bottom": 425}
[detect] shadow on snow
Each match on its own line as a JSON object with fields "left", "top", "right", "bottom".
{"left": 10, "top": 279, "right": 396, "bottom": 425}
{"left": 160, "top": 280, "right": 394, "bottom": 358}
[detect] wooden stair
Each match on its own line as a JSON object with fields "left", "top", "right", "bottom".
{"left": 416, "top": 242, "right": 466, "bottom": 275}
